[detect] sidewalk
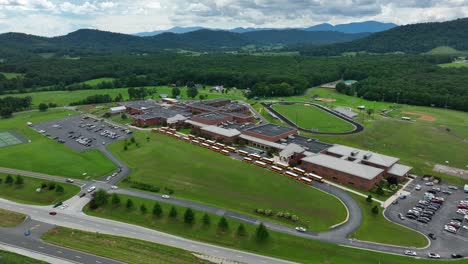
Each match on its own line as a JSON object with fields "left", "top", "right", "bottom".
{"left": 381, "top": 178, "right": 414, "bottom": 208}
{"left": 324, "top": 180, "right": 385, "bottom": 205}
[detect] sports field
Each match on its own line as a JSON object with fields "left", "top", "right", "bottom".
{"left": 109, "top": 132, "right": 347, "bottom": 231}
{"left": 0, "top": 130, "right": 26, "bottom": 148}
{"left": 0, "top": 110, "right": 116, "bottom": 178}
{"left": 271, "top": 103, "right": 355, "bottom": 133}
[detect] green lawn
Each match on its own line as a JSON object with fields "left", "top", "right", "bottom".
{"left": 42, "top": 227, "right": 211, "bottom": 264}
{"left": 439, "top": 62, "right": 468, "bottom": 68}
{"left": 348, "top": 193, "right": 427, "bottom": 247}
{"left": 0, "top": 250, "right": 46, "bottom": 264}
{"left": 109, "top": 132, "right": 347, "bottom": 231}
{"left": 0, "top": 110, "right": 116, "bottom": 179}
{"left": 81, "top": 77, "right": 115, "bottom": 86}
{"left": 83, "top": 193, "right": 466, "bottom": 264}
{"left": 1, "top": 85, "right": 245, "bottom": 107}
{"left": 0, "top": 173, "right": 80, "bottom": 205}
{"left": 0, "top": 208, "right": 26, "bottom": 227}
{"left": 271, "top": 103, "right": 355, "bottom": 132}
{"left": 0, "top": 72, "right": 24, "bottom": 79}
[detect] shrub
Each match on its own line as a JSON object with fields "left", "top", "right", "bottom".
{"left": 236, "top": 224, "right": 248, "bottom": 237}
{"left": 255, "top": 223, "right": 269, "bottom": 242}
{"left": 111, "top": 193, "right": 121, "bottom": 206}
{"left": 15, "top": 175, "right": 24, "bottom": 185}
{"left": 55, "top": 185, "right": 64, "bottom": 193}
{"left": 276, "top": 212, "right": 284, "bottom": 218}
{"left": 366, "top": 195, "right": 373, "bottom": 203}
{"left": 291, "top": 215, "right": 299, "bottom": 222}
{"left": 5, "top": 175, "right": 13, "bottom": 184}
{"left": 152, "top": 203, "right": 163, "bottom": 218}
{"left": 202, "top": 213, "right": 211, "bottom": 227}
{"left": 217, "top": 217, "right": 229, "bottom": 232}
{"left": 126, "top": 199, "right": 134, "bottom": 210}
{"left": 184, "top": 208, "right": 195, "bottom": 225}
{"left": 140, "top": 204, "right": 147, "bottom": 214}
{"left": 264, "top": 209, "right": 273, "bottom": 216}
{"left": 255, "top": 208, "right": 264, "bottom": 214}
{"left": 169, "top": 206, "right": 177, "bottom": 219}
{"left": 372, "top": 205, "right": 379, "bottom": 215}
{"left": 48, "top": 182, "right": 56, "bottom": 190}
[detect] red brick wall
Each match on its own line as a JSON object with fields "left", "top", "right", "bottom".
{"left": 301, "top": 162, "right": 383, "bottom": 191}
{"left": 192, "top": 115, "right": 233, "bottom": 125}
{"left": 243, "top": 129, "right": 298, "bottom": 142}
{"left": 133, "top": 117, "right": 165, "bottom": 127}
{"left": 232, "top": 115, "right": 254, "bottom": 123}
{"left": 199, "top": 130, "right": 237, "bottom": 143}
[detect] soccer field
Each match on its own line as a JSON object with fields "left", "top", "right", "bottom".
{"left": 0, "top": 130, "right": 26, "bottom": 148}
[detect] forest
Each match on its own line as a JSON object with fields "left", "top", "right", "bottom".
{"left": 1, "top": 53, "right": 468, "bottom": 112}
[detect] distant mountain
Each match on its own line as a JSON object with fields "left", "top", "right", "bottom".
{"left": 0, "top": 28, "right": 371, "bottom": 54}
{"left": 299, "top": 17, "right": 468, "bottom": 55}
{"left": 133, "top": 21, "right": 396, "bottom": 36}
{"left": 304, "top": 21, "right": 397, "bottom": 33}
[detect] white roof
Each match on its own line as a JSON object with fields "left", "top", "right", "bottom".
{"left": 387, "top": 164, "right": 412, "bottom": 177}
{"left": 239, "top": 134, "right": 286, "bottom": 150}
{"left": 279, "top": 143, "right": 305, "bottom": 158}
{"left": 333, "top": 107, "right": 358, "bottom": 118}
{"left": 109, "top": 106, "right": 126, "bottom": 112}
{"left": 185, "top": 119, "right": 208, "bottom": 128}
{"left": 302, "top": 154, "right": 384, "bottom": 180}
{"left": 326, "top": 145, "right": 399, "bottom": 168}
{"left": 167, "top": 114, "right": 187, "bottom": 124}
{"left": 201, "top": 126, "right": 241, "bottom": 138}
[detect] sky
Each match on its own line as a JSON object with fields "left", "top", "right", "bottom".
{"left": 0, "top": 0, "right": 467, "bottom": 36}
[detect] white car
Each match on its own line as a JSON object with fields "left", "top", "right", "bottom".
{"left": 87, "top": 186, "right": 96, "bottom": 193}
{"left": 111, "top": 186, "right": 118, "bottom": 190}
{"left": 463, "top": 226, "right": 468, "bottom": 230}
{"left": 161, "top": 195, "right": 170, "bottom": 199}
{"left": 448, "top": 185, "right": 459, "bottom": 190}
{"left": 456, "top": 209, "right": 468, "bottom": 215}
{"left": 425, "top": 182, "right": 434, "bottom": 186}
{"left": 444, "top": 225, "right": 457, "bottom": 233}
{"left": 404, "top": 250, "right": 417, "bottom": 256}
{"left": 295, "top": 227, "right": 307, "bottom": 232}
{"left": 428, "top": 253, "right": 440, "bottom": 259}
{"left": 465, "top": 215, "right": 468, "bottom": 221}
{"left": 415, "top": 185, "right": 422, "bottom": 191}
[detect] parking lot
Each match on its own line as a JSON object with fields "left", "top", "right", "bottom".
{"left": 32, "top": 115, "right": 132, "bottom": 152}
{"left": 385, "top": 177, "right": 468, "bottom": 258}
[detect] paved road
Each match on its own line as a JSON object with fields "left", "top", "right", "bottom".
{"left": 0, "top": 198, "right": 296, "bottom": 264}
{"left": 0, "top": 167, "right": 86, "bottom": 186}
{"left": 0, "top": 218, "right": 120, "bottom": 264}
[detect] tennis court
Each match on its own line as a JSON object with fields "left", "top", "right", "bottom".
{"left": 0, "top": 130, "right": 27, "bottom": 148}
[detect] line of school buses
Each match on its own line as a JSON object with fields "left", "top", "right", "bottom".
{"left": 155, "top": 127, "right": 324, "bottom": 186}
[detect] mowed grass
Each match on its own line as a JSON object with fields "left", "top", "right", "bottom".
{"left": 109, "top": 132, "right": 347, "bottom": 231}
{"left": 348, "top": 193, "right": 428, "bottom": 247}
{"left": 271, "top": 103, "right": 355, "bottom": 132}
{"left": 82, "top": 193, "right": 464, "bottom": 264}
{"left": 0, "top": 250, "right": 46, "bottom": 264}
{"left": 1, "top": 85, "right": 245, "bottom": 107}
{"left": 0, "top": 208, "right": 26, "bottom": 227}
{"left": 81, "top": 77, "right": 115, "bottom": 86}
{"left": 0, "top": 72, "right": 24, "bottom": 79}
{"left": 0, "top": 110, "right": 116, "bottom": 179}
{"left": 0, "top": 173, "right": 80, "bottom": 205}
{"left": 42, "top": 227, "right": 211, "bottom": 264}
{"left": 439, "top": 62, "right": 468, "bottom": 68}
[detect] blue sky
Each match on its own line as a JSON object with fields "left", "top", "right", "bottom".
{"left": 0, "top": 0, "right": 467, "bottom": 36}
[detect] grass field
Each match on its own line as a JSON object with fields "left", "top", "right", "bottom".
{"left": 81, "top": 78, "right": 115, "bottom": 86}
{"left": 0, "top": 72, "right": 24, "bottom": 79}
{"left": 0, "top": 110, "right": 116, "bottom": 179}
{"left": 0, "top": 208, "right": 26, "bottom": 227}
{"left": 42, "top": 227, "right": 211, "bottom": 264}
{"left": 0, "top": 250, "right": 46, "bottom": 264}
{"left": 348, "top": 193, "right": 428, "bottom": 247}
{"left": 439, "top": 62, "right": 468, "bottom": 68}
{"left": 271, "top": 103, "right": 355, "bottom": 133}
{"left": 0, "top": 85, "right": 245, "bottom": 107}
{"left": 0, "top": 173, "right": 79, "bottom": 205}
{"left": 83, "top": 193, "right": 466, "bottom": 264}
{"left": 425, "top": 46, "right": 468, "bottom": 55}
{"left": 109, "top": 132, "right": 347, "bottom": 231}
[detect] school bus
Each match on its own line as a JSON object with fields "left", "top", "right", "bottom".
{"left": 188, "top": 134, "right": 196, "bottom": 139}
{"left": 237, "top": 150, "right": 249, "bottom": 156}
{"left": 197, "top": 137, "right": 206, "bottom": 142}
{"left": 191, "top": 140, "right": 200, "bottom": 145}
{"left": 243, "top": 157, "right": 253, "bottom": 163}
{"left": 300, "top": 177, "right": 313, "bottom": 185}
{"left": 275, "top": 162, "right": 291, "bottom": 170}
{"left": 207, "top": 140, "right": 216, "bottom": 145}
{"left": 221, "top": 150, "right": 230, "bottom": 156}
{"left": 210, "top": 146, "right": 221, "bottom": 152}
{"left": 269, "top": 166, "right": 283, "bottom": 174}
{"left": 201, "top": 143, "right": 210, "bottom": 149}
{"left": 249, "top": 153, "right": 261, "bottom": 160}
{"left": 292, "top": 167, "right": 306, "bottom": 176}
{"left": 214, "top": 142, "right": 225, "bottom": 148}
{"left": 307, "top": 173, "right": 324, "bottom": 183}
{"left": 254, "top": 160, "right": 267, "bottom": 168}
{"left": 284, "top": 171, "right": 299, "bottom": 179}
{"left": 261, "top": 157, "right": 274, "bottom": 164}
{"left": 181, "top": 136, "right": 190, "bottom": 142}
{"left": 225, "top": 146, "right": 236, "bottom": 153}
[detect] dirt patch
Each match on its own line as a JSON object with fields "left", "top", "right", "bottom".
{"left": 82, "top": 105, "right": 96, "bottom": 110}
{"left": 433, "top": 164, "right": 468, "bottom": 179}
{"left": 403, "top": 112, "right": 436, "bottom": 122}
{"left": 316, "top": 98, "right": 336, "bottom": 102}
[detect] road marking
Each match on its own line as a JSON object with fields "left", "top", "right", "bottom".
{"left": 75, "top": 256, "right": 81, "bottom": 259}
{"left": 38, "top": 246, "right": 44, "bottom": 249}
{"left": 57, "top": 251, "right": 62, "bottom": 254}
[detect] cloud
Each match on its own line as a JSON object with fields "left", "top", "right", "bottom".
{"left": 0, "top": 0, "right": 468, "bottom": 36}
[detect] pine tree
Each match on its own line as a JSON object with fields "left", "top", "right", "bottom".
{"left": 184, "top": 208, "right": 195, "bottom": 225}
{"left": 152, "top": 203, "right": 163, "bottom": 218}
{"left": 169, "top": 206, "right": 177, "bottom": 219}
{"left": 255, "top": 223, "right": 269, "bottom": 242}
{"left": 140, "top": 204, "right": 147, "bottom": 214}
{"left": 111, "top": 193, "right": 121, "bottom": 207}
{"left": 236, "top": 224, "right": 247, "bottom": 237}
{"left": 217, "top": 217, "right": 229, "bottom": 232}
{"left": 126, "top": 199, "right": 134, "bottom": 210}
{"left": 202, "top": 213, "right": 211, "bottom": 227}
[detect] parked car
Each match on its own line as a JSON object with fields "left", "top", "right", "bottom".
{"left": 295, "top": 227, "right": 307, "bottom": 232}
{"left": 87, "top": 186, "right": 96, "bottom": 193}
{"left": 398, "top": 213, "right": 405, "bottom": 220}
{"left": 415, "top": 185, "right": 422, "bottom": 191}
{"left": 451, "top": 254, "right": 463, "bottom": 259}
{"left": 428, "top": 233, "right": 437, "bottom": 240}
{"left": 428, "top": 253, "right": 440, "bottom": 259}
{"left": 79, "top": 193, "right": 86, "bottom": 198}
{"left": 442, "top": 190, "right": 452, "bottom": 195}
{"left": 448, "top": 186, "right": 459, "bottom": 190}
{"left": 53, "top": 202, "right": 63, "bottom": 208}
{"left": 65, "top": 178, "right": 74, "bottom": 183}
{"left": 425, "top": 182, "right": 434, "bottom": 186}
{"left": 111, "top": 185, "right": 118, "bottom": 190}
{"left": 49, "top": 211, "right": 57, "bottom": 216}
{"left": 445, "top": 225, "right": 457, "bottom": 233}
{"left": 161, "top": 195, "right": 170, "bottom": 199}
{"left": 404, "top": 250, "right": 417, "bottom": 256}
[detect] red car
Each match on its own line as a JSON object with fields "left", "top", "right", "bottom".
{"left": 49, "top": 211, "right": 57, "bottom": 216}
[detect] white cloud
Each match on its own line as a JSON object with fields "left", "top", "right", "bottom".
{"left": 59, "top": 1, "right": 97, "bottom": 14}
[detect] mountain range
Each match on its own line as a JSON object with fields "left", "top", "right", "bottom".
{"left": 134, "top": 21, "right": 397, "bottom": 36}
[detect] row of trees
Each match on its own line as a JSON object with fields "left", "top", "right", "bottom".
{"left": 0, "top": 176, "right": 65, "bottom": 193}
{"left": 0, "top": 96, "right": 32, "bottom": 118}
{"left": 91, "top": 191, "right": 270, "bottom": 242}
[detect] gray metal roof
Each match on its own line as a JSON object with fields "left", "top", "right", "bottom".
{"left": 201, "top": 126, "right": 241, "bottom": 138}
{"left": 245, "top": 124, "right": 296, "bottom": 137}
{"left": 326, "top": 145, "right": 399, "bottom": 168}
{"left": 387, "top": 164, "right": 412, "bottom": 177}
{"left": 302, "top": 154, "right": 384, "bottom": 180}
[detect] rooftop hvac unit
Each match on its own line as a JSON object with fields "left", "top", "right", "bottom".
{"left": 351, "top": 150, "right": 359, "bottom": 157}
{"left": 364, "top": 153, "right": 373, "bottom": 160}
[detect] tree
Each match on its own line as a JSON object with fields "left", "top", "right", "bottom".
{"left": 92, "top": 190, "right": 109, "bottom": 208}
{"left": 0, "top": 108, "right": 13, "bottom": 118}
{"left": 152, "top": 203, "right": 163, "bottom": 218}
{"left": 0, "top": 179, "right": 3, "bottom": 184}
{"left": 38, "top": 103, "right": 48, "bottom": 112}
{"left": 202, "top": 213, "right": 211, "bottom": 227}
{"left": 236, "top": 224, "right": 247, "bottom": 237}
{"left": 169, "top": 206, "right": 177, "bottom": 219}
{"left": 366, "top": 108, "right": 375, "bottom": 117}
{"left": 140, "top": 204, "right": 147, "bottom": 214}
{"left": 184, "top": 208, "right": 195, "bottom": 225}
{"left": 217, "top": 217, "right": 229, "bottom": 232}
{"left": 198, "top": 94, "right": 205, "bottom": 100}
{"left": 121, "top": 113, "right": 128, "bottom": 120}
{"left": 376, "top": 186, "right": 385, "bottom": 196}
{"left": 372, "top": 205, "right": 379, "bottom": 215}
{"left": 111, "top": 193, "right": 121, "bottom": 206}
{"left": 5, "top": 175, "right": 13, "bottom": 184}
{"left": 366, "top": 195, "right": 373, "bottom": 203}
{"left": 15, "top": 175, "right": 24, "bottom": 185}
{"left": 171, "top": 87, "right": 181, "bottom": 98}
{"left": 126, "top": 198, "right": 134, "bottom": 210}
{"left": 187, "top": 86, "right": 198, "bottom": 99}
{"left": 255, "top": 223, "right": 269, "bottom": 242}
{"left": 55, "top": 185, "right": 64, "bottom": 193}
